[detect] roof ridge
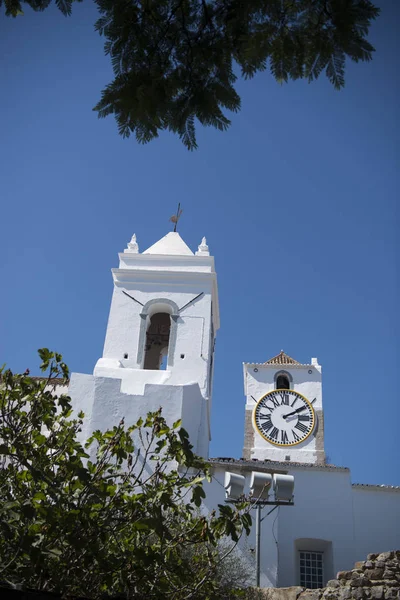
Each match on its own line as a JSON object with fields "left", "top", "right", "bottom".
{"left": 264, "top": 350, "right": 301, "bottom": 365}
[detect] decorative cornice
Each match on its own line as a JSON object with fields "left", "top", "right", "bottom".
{"left": 244, "top": 362, "right": 314, "bottom": 369}
{"left": 352, "top": 483, "right": 400, "bottom": 492}
{"left": 113, "top": 270, "right": 220, "bottom": 332}
{"left": 209, "top": 457, "right": 349, "bottom": 472}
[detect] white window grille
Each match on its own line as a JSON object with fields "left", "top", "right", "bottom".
{"left": 299, "top": 550, "right": 324, "bottom": 588}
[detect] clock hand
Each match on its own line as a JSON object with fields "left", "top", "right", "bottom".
{"left": 282, "top": 405, "right": 308, "bottom": 419}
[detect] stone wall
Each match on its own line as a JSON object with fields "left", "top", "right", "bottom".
{"left": 245, "top": 551, "right": 400, "bottom": 600}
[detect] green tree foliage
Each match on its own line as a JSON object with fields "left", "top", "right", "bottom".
{"left": 2, "top": 1, "right": 379, "bottom": 149}
{"left": 0, "top": 350, "right": 252, "bottom": 599}
{"left": 1, "top": 0, "right": 81, "bottom": 17}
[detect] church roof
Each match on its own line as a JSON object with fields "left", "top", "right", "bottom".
{"left": 264, "top": 350, "right": 301, "bottom": 365}
{"left": 143, "top": 232, "right": 194, "bottom": 256}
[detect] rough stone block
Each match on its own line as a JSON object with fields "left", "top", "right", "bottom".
{"left": 350, "top": 578, "right": 364, "bottom": 588}
{"left": 355, "top": 562, "right": 366, "bottom": 570}
{"left": 338, "top": 588, "right": 353, "bottom": 599}
{"left": 377, "top": 552, "right": 393, "bottom": 563}
{"left": 263, "top": 586, "right": 305, "bottom": 600}
{"left": 298, "top": 590, "right": 322, "bottom": 600}
{"left": 338, "top": 572, "right": 352, "bottom": 581}
{"left": 383, "top": 587, "right": 399, "bottom": 599}
{"left": 346, "top": 587, "right": 366, "bottom": 599}
{"left": 384, "top": 570, "right": 395, "bottom": 579}
{"left": 364, "top": 569, "right": 384, "bottom": 580}
{"left": 368, "top": 555, "right": 379, "bottom": 561}
{"left": 326, "top": 581, "right": 340, "bottom": 589}
{"left": 369, "top": 587, "right": 384, "bottom": 600}
{"left": 365, "top": 562, "right": 375, "bottom": 569}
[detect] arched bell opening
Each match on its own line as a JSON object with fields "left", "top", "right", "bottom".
{"left": 143, "top": 312, "right": 171, "bottom": 370}
{"left": 274, "top": 370, "right": 293, "bottom": 390}
{"left": 137, "top": 298, "right": 179, "bottom": 369}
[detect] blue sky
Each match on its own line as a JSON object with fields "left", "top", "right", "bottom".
{"left": 1, "top": 1, "right": 398, "bottom": 485}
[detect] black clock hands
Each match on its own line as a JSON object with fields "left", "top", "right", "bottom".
{"left": 282, "top": 405, "right": 308, "bottom": 419}
{"left": 283, "top": 397, "right": 316, "bottom": 419}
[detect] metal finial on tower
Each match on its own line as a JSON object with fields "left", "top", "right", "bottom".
{"left": 169, "top": 203, "right": 183, "bottom": 232}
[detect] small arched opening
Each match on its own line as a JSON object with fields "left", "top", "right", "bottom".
{"left": 143, "top": 312, "right": 171, "bottom": 370}
{"left": 276, "top": 373, "right": 290, "bottom": 390}
{"left": 274, "top": 370, "right": 293, "bottom": 390}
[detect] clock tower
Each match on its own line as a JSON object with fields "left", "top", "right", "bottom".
{"left": 242, "top": 351, "right": 325, "bottom": 465}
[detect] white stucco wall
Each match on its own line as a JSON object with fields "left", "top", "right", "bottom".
{"left": 352, "top": 485, "right": 400, "bottom": 560}
{"left": 203, "top": 466, "right": 279, "bottom": 588}
{"left": 68, "top": 372, "right": 209, "bottom": 458}
{"left": 100, "top": 282, "right": 213, "bottom": 379}
{"left": 277, "top": 466, "right": 354, "bottom": 587}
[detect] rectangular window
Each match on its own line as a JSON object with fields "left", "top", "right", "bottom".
{"left": 299, "top": 551, "right": 324, "bottom": 588}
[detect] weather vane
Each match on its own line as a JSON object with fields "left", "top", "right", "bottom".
{"left": 169, "top": 203, "right": 183, "bottom": 232}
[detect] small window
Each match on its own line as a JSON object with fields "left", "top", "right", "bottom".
{"left": 276, "top": 374, "right": 290, "bottom": 390}
{"left": 299, "top": 551, "right": 324, "bottom": 589}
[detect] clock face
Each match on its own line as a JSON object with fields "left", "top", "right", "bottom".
{"left": 253, "top": 389, "right": 315, "bottom": 447}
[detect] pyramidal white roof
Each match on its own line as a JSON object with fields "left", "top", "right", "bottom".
{"left": 143, "top": 232, "right": 194, "bottom": 256}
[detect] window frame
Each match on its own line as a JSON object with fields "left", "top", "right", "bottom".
{"left": 294, "top": 538, "right": 333, "bottom": 588}
{"left": 299, "top": 550, "right": 324, "bottom": 589}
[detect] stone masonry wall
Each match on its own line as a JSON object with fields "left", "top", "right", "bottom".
{"left": 246, "top": 551, "right": 400, "bottom": 600}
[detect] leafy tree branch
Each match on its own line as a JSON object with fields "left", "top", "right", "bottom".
{"left": 0, "top": 350, "right": 252, "bottom": 599}
{"left": 2, "top": 0, "right": 380, "bottom": 149}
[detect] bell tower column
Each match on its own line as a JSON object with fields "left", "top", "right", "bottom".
{"left": 69, "top": 231, "right": 219, "bottom": 459}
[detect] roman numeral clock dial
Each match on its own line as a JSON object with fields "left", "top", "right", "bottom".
{"left": 253, "top": 390, "right": 315, "bottom": 447}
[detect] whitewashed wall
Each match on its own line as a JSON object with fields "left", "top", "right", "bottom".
{"left": 276, "top": 466, "right": 354, "bottom": 587}
{"left": 68, "top": 373, "right": 209, "bottom": 458}
{"left": 203, "top": 466, "right": 279, "bottom": 588}
{"left": 352, "top": 486, "right": 400, "bottom": 560}
{"left": 97, "top": 284, "right": 214, "bottom": 398}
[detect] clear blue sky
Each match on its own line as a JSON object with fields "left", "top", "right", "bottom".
{"left": 1, "top": 2, "right": 398, "bottom": 485}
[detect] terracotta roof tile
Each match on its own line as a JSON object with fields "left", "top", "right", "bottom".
{"left": 264, "top": 350, "right": 300, "bottom": 365}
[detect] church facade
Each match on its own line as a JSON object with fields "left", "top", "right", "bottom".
{"left": 68, "top": 231, "right": 400, "bottom": 589}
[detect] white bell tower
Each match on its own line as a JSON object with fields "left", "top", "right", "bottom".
{"left": 242, "top": 351, "right": 325, "bottom": 465}
{"left": 69, "top": 231, "right": 219, "bottom": 458}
